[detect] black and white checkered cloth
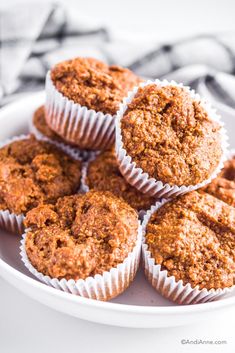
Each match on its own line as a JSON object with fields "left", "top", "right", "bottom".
{"left": 1, "top": 2, "right": 235, "bottom": 119}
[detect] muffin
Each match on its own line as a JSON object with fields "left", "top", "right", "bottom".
{"left": 45, "top": 57, "right": 141, "bottom": 150}
{"left": 85, "top": 149, "right": 156, "bottom": 212}
{"left": 142, "top": 191, "right": 235, "bottom": 304}
{"left": 116, "top": 80, "right": 227, "bottom": 198}
{"left": 220, "top": 154, "right": 235, "bottom": 180}
{"left": 203, "top": 154, "right": 235, "bottom": 206}
{"left": 21, "top": 190, "right": 141, "bottom": 300}
{"left": 0, "top": 135, "right": 82, "bottom": 233}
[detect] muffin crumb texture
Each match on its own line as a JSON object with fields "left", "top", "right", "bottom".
{"left": 121, "top": 84, "right": 222, "bottom": 186}
{"left": 51, "top": 57, "right": 141, "bottom": 115}
{"left": 25, "top": 191, "right": 138, "bottom": 280}
{"left": 203, "top": 155, "right": 235, "bottom": 207}
{"left": 145, "top": 191, "right": 235, "bottom": 290}
{"left": 0, "top": 136, "right": 81, "bottom": 214}
{"left": 86, "top": 149, "right": 156, "bottom": 211}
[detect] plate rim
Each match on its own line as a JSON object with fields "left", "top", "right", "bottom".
{"left": 1, "top": 258, "right": 235, "bottom": 315}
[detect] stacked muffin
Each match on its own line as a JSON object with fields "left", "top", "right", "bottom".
{"left": 0, "top": 56, "right": 233, "bottom": 304}
{"left": 0, "top": 135, "right": 82, "bottom": 233}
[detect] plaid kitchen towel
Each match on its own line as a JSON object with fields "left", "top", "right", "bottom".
{"left": 0, "top": 1, "right": 235, "bottom": 118}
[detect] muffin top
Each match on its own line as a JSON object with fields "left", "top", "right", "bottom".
{"left": 220, "top": 155, "right": 235, "bottom": 180}
{"left": 25, "top": 190, "right": 139, "bottom": 280}
{"left": 145, "top": 191, "right": 235, "bottom": 290}
{"left": 33, "top": 105, "right": 70, "bottom": 144}
{"left": 203, "top": 155, "right": 235, "bottom": 207}
{"left": 0, "top": 136, "right": 82, "bottom": 215}
{"left": 51, "top": 57, "right": 141, "bottom": 115}
{"left": 121, "top": 84, "right": 222, "bottom": 186}
{"left": 86, "top": 149, "right": 156, "bottom": 211}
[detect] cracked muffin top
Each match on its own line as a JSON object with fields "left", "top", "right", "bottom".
{"left": 50, "top": 57, "right": 141, "bottom": 115}
{"left": 121, "top": 84, "right": 223, "bottom": 186}
{"left": 33, "top": 105, "right": 72, "bottom": 144}
{"left": 86, "top": 149, "right": 156, "bottom": 211}
{"left": 24, "top": 190, "right": 139, "bottom": 280}
{"left": 0, "top": 136, "right": 82, "bottom": 215}
{"left": 145, "top": 191, "right": 235, "bottom": 290}
{"left": 203, "top": 154, "right": 235, "bottom": 207}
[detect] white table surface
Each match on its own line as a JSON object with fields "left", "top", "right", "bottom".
{"left": 0, "top": 277, "right": 235, "bottom": 353}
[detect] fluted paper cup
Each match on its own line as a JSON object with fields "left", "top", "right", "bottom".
{"left": 142, "top": 200, "right": 234, "bottom": 304}
{"left": 115, "top": 79, "right": 229, "bottom": 199}
{"left": 29, "top": 113, "right": 90, "bottom": 161}
{"left": 20, "top": 222, "right": 142, "bottom": 301}
{"left": 0, "top": 134, "right": 82, "bottom": 234}
{"left": 0, "top": 209, "right": 24, "bottom": 234}
{"left": 45, "top": 71, "right": 115, "bottom": 150}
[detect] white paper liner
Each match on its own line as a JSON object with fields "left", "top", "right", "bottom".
{"left": 142, "top": 200, "right": 234, "bottom": 305}
{"left": 115, "top": 79, "right": 229, "bottom": 198}
{"left": 0, "top": 209, "right": 25, "bottom": 234}
{"left": 20, "top": 222, "right": 142, "bottom": 301}
{"left": 29, "top": 114, "right": 90, "bottom": 161}
{"left": 45, "top": 71, "right": 115, "bottom": 150}
{"left": 80, "top": 160, "right": 92, "bottom": 194}
{"left": 0, "top": 134, "right": 82, "bottom": 234}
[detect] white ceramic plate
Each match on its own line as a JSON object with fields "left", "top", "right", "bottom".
{"left": 0, "top": 92, "right": 235, "bottom": 328}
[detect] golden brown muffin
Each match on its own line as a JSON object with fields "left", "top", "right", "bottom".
{"left": 145, "top": 191, "right": 235, "bottom": 290}
{"left": 86, "top": 149, "right": 156, "bottom": 211}
{"left": 24, "top": 190, "right": 138, "bottom": 280}
{"left": 220, "top": 156, "right": 235, "bottom": 180}
{"left": 51, "top": 57, "right": 141, "bottom": 115}
{"left": 203, "top": 155, "right": 235, "bottom": 207}
{"left": 121, "top": 84, "right": 222, "bottom": 186}
{"left": 0, "top": 136, "right": 82, "bottom": 215}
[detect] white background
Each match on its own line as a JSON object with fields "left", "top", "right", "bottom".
{"left": 1, "top": 0, "right": 235, "bottom": 352}
{"left": 1, "top": 0, "right": 235, "bottom": 42}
